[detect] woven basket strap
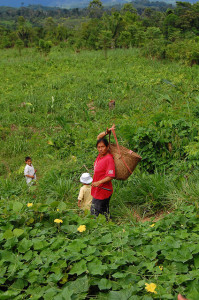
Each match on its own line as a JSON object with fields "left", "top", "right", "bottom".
{"left": 111, "top": 128, "right": 132, "bottom": 174}
{"left": 108, "top": 132, "right": 111, "bottom": 145}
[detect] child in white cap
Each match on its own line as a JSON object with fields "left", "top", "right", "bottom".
{"left": 78, "top": 173, "right": 93, "bottom": 210}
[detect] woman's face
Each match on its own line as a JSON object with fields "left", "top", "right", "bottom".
{"left": 97, "top": 141, "right": 109, "bottom": 157}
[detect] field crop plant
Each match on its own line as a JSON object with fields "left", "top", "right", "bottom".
{"left": 1, "top": 46, "right": 199, "bottom": 298}
{"left": 0, "top": 198, "right": 199, "bottom": 299}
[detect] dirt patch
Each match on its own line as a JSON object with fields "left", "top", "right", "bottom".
{"left": 11, "top": 124, "right": 18, "bottom": 131}
{"left": 87, "top": 101, "right": 96, "bottom": 114}
{"left": 133, "top": 209, "right": 173, "bottom": 223}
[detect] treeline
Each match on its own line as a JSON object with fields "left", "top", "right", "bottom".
{"left": 1, "top": 0, "right": 199, "bottom": 65}
{"left": 0, "top": 0, "right": 172, "bottom": 27}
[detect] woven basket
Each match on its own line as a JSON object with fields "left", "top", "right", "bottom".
{"left": 97, "top": 126, "right": 142, "bottom": 180}
{"left": 109, "top": 143, "right": 142, "bottom": 180}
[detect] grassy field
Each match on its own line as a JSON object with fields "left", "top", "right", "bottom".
{"left": 0, "top": 47, "right": 199, "bottom": 299}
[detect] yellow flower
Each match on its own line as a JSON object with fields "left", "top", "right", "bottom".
{"left": 123, "top": 229, "right": 125, "bottom": 233}
{"left": 77, "top": 225, "right": 86, "bottom": 232}
{"left": 159, "top": 266, "right": 163, "bottom": 271}
{"left": 27, "top": 203, "right": 33, "bottom": 207}
{"left": 145, "top": 283, "right": 157, "bottom": 294}
{"left": 150, "top": 223, "right": 155, "bottom": 227}
{"left": 54, "top": 219, "right": 63, "bottom": 224}
{"left": 57, "top": 209, "right": 59, "bottom": 212}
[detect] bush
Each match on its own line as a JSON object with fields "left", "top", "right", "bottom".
{"left": 166, "top": 38, "right": 199, "bottom": 65}
{"left": 114, "top": 173, "right": 175, "bottom": 216}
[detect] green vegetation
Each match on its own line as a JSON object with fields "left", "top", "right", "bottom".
{"left": 1, "top": 44, "right": 199, "bottom": 298}
{"left": 1, "top": 1, "right": 199, "bottom": 66}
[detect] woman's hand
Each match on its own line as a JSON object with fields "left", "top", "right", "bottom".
{"left": 92, "top": 181, "right": 101, "bottom": 187}
{"left": 106, "top": 124, "right": 115, "bottom": 134}
{"left": 92, "top": 177, "right": 112, "bottom": 187}
{"left": 97, "top": 124, "right": 115, "bottom": 140}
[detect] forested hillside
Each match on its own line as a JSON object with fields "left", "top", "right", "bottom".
{"left": 0, "top": 0, "right": 175, "bottom": 8}
{"left": 0, "top": 1, "right": 199, "bottom": 66}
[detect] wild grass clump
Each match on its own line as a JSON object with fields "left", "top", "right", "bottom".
{"left": 38, "top": 170, "right": 76, "bottom": 202}
{"left": 113, "top": 172, "right": 176, "bottom": 217}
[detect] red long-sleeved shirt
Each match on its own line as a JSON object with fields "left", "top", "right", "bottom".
{"left": 91, "top": 153, "right": 115, "bottom": 200}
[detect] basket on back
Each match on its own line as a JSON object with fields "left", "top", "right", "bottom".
{"left": 109, "top": 143, "right": 142, "bottom": 180}
{"left": 97, "top": 126, "right": 142, "bottom": 180}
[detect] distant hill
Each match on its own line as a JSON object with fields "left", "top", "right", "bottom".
{"left": 0, "top": 0, "right": 198, "bottom": 9}
{"left": 0, "top": 0, "right": 129, "bottom": 9}
{"left": 0, "top": 0, "right": 174, "bottom": 9}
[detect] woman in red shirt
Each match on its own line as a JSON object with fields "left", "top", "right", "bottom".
{"left": 91, "top": 137, "right": 115, "bottom": 219}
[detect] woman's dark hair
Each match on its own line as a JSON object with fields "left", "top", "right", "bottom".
{"left": 96, "top": 137, "right": 109, "bottom": 147}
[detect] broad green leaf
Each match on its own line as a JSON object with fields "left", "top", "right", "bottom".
{"left": 50, "top": 237, "right": 65, "bottom": 250}
{"left": 13, "top": 228, "right": 24, "bottom": 237}
{"left": 18, "top": 238, "right": 33, "bottom": 253}
{"left": 50, "top": 201, "right": 59, "bottom": 208}
{"left": 87, "top": 258, "right": 107, "bottom": 275}
{"left": 43, "top": 287, "right": 59, "bottom": 300}
{"left": 47, "top": 273, "right": 63, "bottom": 283}
{"left": 13, "top": 202, "right": 23, "bottom": 212}
{"left": 162, "top": 247, "right": 193, "bottom": 263}
{"left": 107, "top": 286, "right": 138, "bottom": 300}
{"left": 0, "top": 290, "right": 20, "bottom": 299}
{"left": 100, "top": 233, "right": 112, "bottom": 244}
{"left": 57, "top": 202, "right": 67, "bottom": 211}
{"left": 33, "top": 240, "right": 49, "bottom": 250}
{"left": 10, "top": 278, "right": 26, "bottom": 290}
{"left": 98, "top": 278, "right": 112, "bottom": 290}
{"left": 27, "top": 270, "right": 42, "bottom": 284}
{"left": 66, "top": 240, "right": 87, "bottom": 252}
{"left": 112, "top": 272, "right": 128, "bottom": 279}
{"left": 23, "top": 250, "right": 33, "bottom": 261}
{"left": 67, "top": 275, "right": 89, "bottom": 294}
{"left": 3, "top": 230, "right": 14, "bottom": 239}
{"left": 69, "top": 259, "right": 87, "bottom": 275}
{"left": 54, "top": 287, "right": 73, "bottom": 300}
{"left": 0, "top": 250, "right": 16, "bottom": 262}
{"left": 82, "top": 246, "right": 96, "bottom": 256}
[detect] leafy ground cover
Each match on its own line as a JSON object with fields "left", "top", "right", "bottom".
{"left": 1, "top": 198, "right": 199, "bottom": 300}
{"left": 1, "top": 47, "right": 199, "bottom": 298}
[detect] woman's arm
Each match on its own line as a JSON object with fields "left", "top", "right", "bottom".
{"left": 92, "top": 176, "right": 113, "bottom": 187}
{"left": 97, "top": 125, "right": 116, "bottom": 140}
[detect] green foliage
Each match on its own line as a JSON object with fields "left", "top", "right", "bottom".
{"left": 1, "top": 46, "right": 199, "bottom": 299}
{"left": 38, "top": 39, "right": 52, "bottom": 56}
{"left": 88, "top": 0, "right": 103, "bottom": 19}
{"left": 115, "top": 172, "right": 176, "bottom": 216}
{"left": 0, "top": 1, "right": 199, "bottom": 66}
{"left": 166, "top": 38, "right": 199, "bottom": 65}
{"left": 0, "top": 197, "right": 199, "bottom": 299}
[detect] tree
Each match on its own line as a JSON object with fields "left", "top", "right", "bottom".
{"left": 38, "top": 39, "right": 52, "bottom": 56}
{"left": 17, "top": 16, "right": 32, "bottom": 47}
{"left": 118, "top": 31, "right": 131, "bottom": 48}
{"left": 15, "top": 38, "right": 24, "bottom": 55}
{"left": 121, "top": 3, "right": 137, "bottom": 15}
{"left": 104, "top": 11, "right": 124, "bottom": 48}
{"left": 98, "top": 30, "right": 112, "bottom": 58}
{"left": 88, "top": 0, "right": 103, "bottom": 18}
{"left": 44, "top": 17, "right": 56, "bottom": 40}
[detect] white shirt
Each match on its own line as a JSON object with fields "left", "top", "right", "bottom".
{"left": 24, "top": 164, "right": 36, "bottom": 185}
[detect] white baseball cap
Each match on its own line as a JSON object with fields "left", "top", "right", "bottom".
{"left": 80, "top": 173, "right": 93, "bottom": 184}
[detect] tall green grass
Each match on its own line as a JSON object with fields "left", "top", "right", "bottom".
{"left": 0, "top": 46, "right": 199, "bottom": 219}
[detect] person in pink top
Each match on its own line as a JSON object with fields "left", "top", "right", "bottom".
{"left": 91, "top": 137, "right": 115, "bottom": 219}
